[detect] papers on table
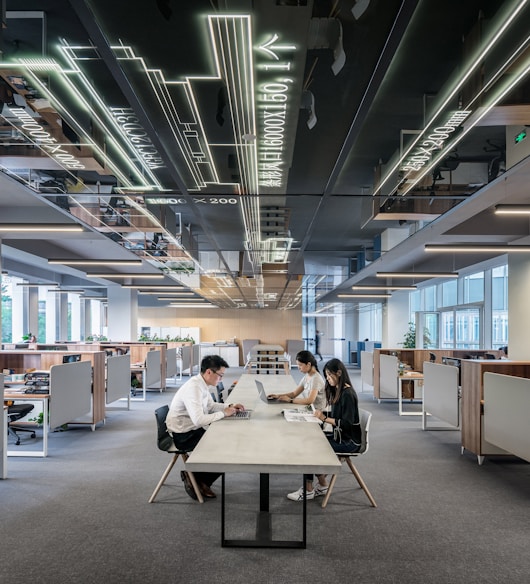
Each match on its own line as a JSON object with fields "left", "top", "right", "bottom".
{"left": 282, "top": 406, "right": 321, "bottom": 423}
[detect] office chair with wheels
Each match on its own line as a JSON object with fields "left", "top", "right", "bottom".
{"left": 321, "top": 408, "right": 377, "bottom": 508}
{"left": 7, "top": 402, "right": 36, "bottom": 445}
{"left": 148, "top": 405, "right": 204, "bottom": 504}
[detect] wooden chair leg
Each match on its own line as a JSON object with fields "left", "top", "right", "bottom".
{"left": 321, "top": 473, "right": 338, "bottom": 508}
{"left": 149, "top": 453, "right": 180, "bottom": 503}
{"left": 181, "top": 453, "right": 204, "bottom": 503}
{"left": 149, "top": 452, "right": 204, "bottom": 503}
{"left": 345, "top": 458, "right": 377, "bottom": 507}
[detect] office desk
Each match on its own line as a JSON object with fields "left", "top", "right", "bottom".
{"left": 398, "top": 371, "right": 424, "bottom": 416}
{"left": 186, "top": 374, "right": 340, "bottom": 548}
{"left": 4, "top": 391, "right": 50, "bottom": 457}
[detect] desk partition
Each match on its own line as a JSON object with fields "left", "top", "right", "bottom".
{"left": 106, "top": 354, "right": 131, "bottom": 405}
{"left": 1, "top": 375, "right": 6, "bottom": 478}
{"left": 422, "top": 362, "right": 460, "bottom": 430}
{"left": 483, "top": 373, "right": 530, "bottom": 463}
{"left": 49, "top": 360, "right": 93, "bottom": 429}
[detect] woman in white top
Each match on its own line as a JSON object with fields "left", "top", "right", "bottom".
{"left": 268, "top": 350, "right": 326, "bottom": 410}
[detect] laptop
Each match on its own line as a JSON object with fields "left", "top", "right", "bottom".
{"left": 222, "top": 409, "right": 252, "bottom": 420}
{"left": 255, "top": 379, "right": 282, "bottom": 404}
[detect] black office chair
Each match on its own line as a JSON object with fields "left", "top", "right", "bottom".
{"left": 148, "top": 405, "right": 204, "bottom": 503}
{"left": 7, "top": 402, "right": 36, "bottom": 445}
{"left": 429, "top": 352, "right": 436, "bottom": 363}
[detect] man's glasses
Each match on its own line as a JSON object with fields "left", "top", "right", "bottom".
{"left": 211, "top": 370, "right": 224, "bottom": 378}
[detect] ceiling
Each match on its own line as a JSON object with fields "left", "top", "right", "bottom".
{"left": 0, "top": 0, "right": 529, "bottom": 311}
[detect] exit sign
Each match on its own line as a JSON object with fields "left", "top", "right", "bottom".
{"left": 514, "top": 129, "right": 527, "bottom": 144}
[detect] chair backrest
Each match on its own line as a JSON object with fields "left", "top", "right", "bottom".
{"left": 154, "top": 405, "right": 174, "bottom": 452}
{"left": 242, "top": 339, "right": 260, "bottom": 362}
{"left": 358, "top": 408, "right": 372, "bottom": 455}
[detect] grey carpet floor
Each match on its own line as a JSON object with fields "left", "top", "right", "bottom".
{"left": 1, "top": 368, "right": 529, "bottom": 584}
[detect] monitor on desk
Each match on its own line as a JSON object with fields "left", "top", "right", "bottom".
{"left": 62, "top": 354, "right": 81, "bottom": 363}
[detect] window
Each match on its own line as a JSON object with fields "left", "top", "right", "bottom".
{"left": 491, "top": 265, "right": 508, "bottom": 348}
{"left": 463, "top": 271, "right": 484, "bottom": 303}
{"left": 441, "top": 280, "right": 457, "bottom": 307}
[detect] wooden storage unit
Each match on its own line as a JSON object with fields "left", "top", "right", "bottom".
{"left": 0, "top": 350, "right": 106, "bottom": 428}
{"left": 247, "top": 344, "right": 289, "bottom": 375}
{"left": 460, "top": 360, "right": 530, "bottom": 463}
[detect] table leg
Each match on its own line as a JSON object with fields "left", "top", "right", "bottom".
{"left": 221, "top": 473, "right": 306, "bottom": 549}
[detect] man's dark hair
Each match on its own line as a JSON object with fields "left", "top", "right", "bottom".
{"left": 200, "top": 354, "right": 229, "bottom": 373}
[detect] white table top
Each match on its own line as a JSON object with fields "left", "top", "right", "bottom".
{"left": 185, "top": 374, "right": 341, "bottom": 475}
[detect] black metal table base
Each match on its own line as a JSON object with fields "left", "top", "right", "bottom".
{"left": 221, "top": 473, "right": 307, "bottom": 548}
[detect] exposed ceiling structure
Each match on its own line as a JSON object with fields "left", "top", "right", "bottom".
{"left": 0, "top": 0, "right": 529, "bottom": 311}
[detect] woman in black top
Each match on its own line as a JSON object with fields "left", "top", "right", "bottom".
{"left": 287, "top": 358, "right": 361, "bottom": 501}
{"left": 316, "top": 358, "right": 362, "bottom": 453}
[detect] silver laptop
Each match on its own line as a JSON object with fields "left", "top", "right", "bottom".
{"left": 255, "top": 379, "right": 282, "bottom": 404}
{"left": 222, "top": 409, "right": 252, "bottom": 420}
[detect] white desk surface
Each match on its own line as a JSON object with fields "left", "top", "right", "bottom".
{"left": 186, "top": 374, "right": 341, "bottom": 475}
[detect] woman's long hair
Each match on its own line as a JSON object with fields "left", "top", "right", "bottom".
{"left": 295, "top": 350, "right": 319, "bottom": 372}
{"left": 323, "top": 358, "right": 353, "bottom": 404}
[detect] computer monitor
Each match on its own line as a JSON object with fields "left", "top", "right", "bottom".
{"left": 63, "top": 354, "right": 81, "bottom": 363}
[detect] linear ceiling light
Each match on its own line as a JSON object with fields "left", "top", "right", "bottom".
{"left": 495, "top": 205, "right": 530, "bottom": 215}
{"left": 138, "top": 291, "right": 194, "bottom": 296}
{"left": 168, "top": 303, "right": 216, "bottom": 308}
{"left": 48, "top": 259, "right": 143, "bottom": 266}
{"left": 17, "top": 282, "right": 59, "bottom": 287}
{"left": 121, "top": 285, "right": 186, "bottom": 290}
{"left": 351, "top": 285, "right": 417, "bottom": 291}
{"left": 377, "top": 271, "right": 459, "bottom": 279}
{"left": 338, "top": 294, "right": 392, "bottom": 299}
{"left": 425, "top": 244, "right": 530, "bottom": 252}
{"left": 86, "top": 273, "right": 165, "bottom": 279}
{"left": 47, "top": 289, "right": 85, "bottom": 294}
{"left": 157, "top": 295, "right": 196, "bottom": 300}
{"left": 0, "top": 224, "right": 83, "bottom": 232}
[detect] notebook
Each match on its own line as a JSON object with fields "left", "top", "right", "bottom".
{"left": 255, "top": 379, "right": 282, "bottom": 404}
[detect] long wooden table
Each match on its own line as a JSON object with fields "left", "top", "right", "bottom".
{"left": 185, "top": 374, "right": 340, "bottom": 548}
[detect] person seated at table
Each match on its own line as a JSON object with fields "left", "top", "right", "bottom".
{"left": 166, "top": 355, "right": 245, "bottom": 500}
{"left": 287, "top": 358, "right": 361, "bottom": 501}
{"left": 268, "top": 350, "right": 326, "bottom": 409}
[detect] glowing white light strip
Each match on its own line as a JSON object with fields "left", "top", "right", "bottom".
{"left": 0, "top": 224, "right": 83, "bottom": 232}
{"left": 377, "top": 271, "right": 458, "bottom": 278}
{"left": 375, "top": 0, "right": 529, "bottom": 197}
{"left": 352, "top": 285, "right": 417, "bottom": 290}
{"left": 338, "top": 294, "right": 391, "bottom": 298}
{"left": 86, "top": 273, "right": 165, "bottom": 279}
{"left": 495, "top": 205, "right": 530, "bottom": 214}
{"left": 425, "top": 244, "right": 530, "bottom": 252}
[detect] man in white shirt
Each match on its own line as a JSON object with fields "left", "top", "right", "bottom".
{"left": 166, "top": 355, "right": 245, "bottom": 500}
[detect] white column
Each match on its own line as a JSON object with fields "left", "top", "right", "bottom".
{"left": 28, "top": 288, "right": 39, "bottom": 340}
{"left": 107, "top": 287, "right": 138, "bottom": 341}
{"left": 70, "top": 294, "right": 81, "bottom": 341}
{"left": 383, "top": 292, "right": 410, "bottom": 348}
{"left": 508, "top": 255, "right": 530, "bottom": 360}
{"left": 45, "top": 291, "right": 57, "bottom": 343}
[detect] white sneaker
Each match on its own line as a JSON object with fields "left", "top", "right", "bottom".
{"left": 314, "top": 484, "right": 328, "bottom": 497}
{"left": 287, "top": 486, "right": 315, "bottom": 501}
